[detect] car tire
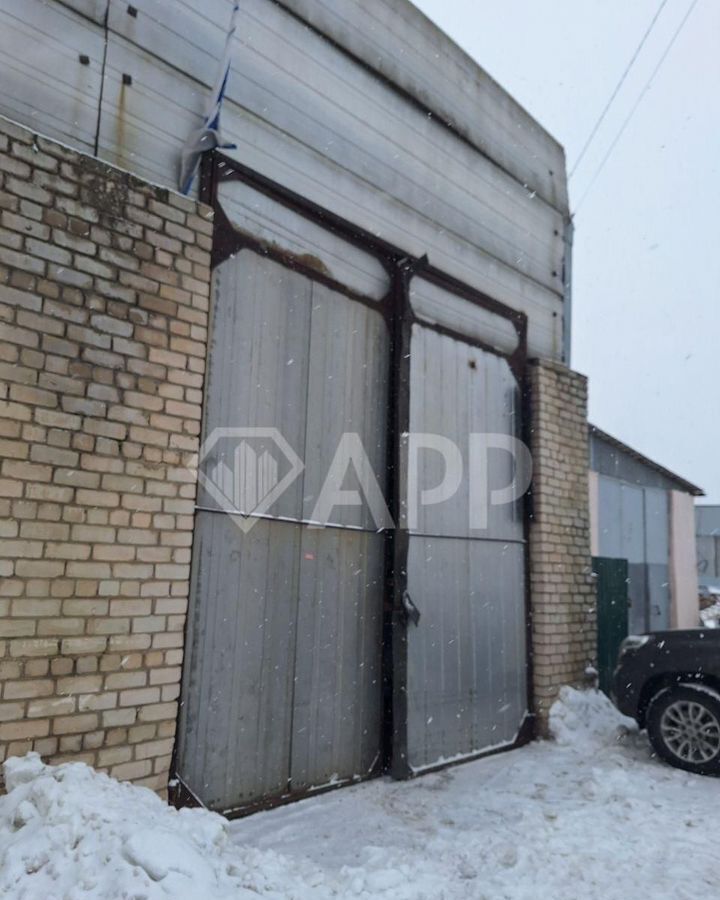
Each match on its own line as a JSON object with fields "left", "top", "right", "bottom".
{"left": 646, "top": 685, "right": 720, "bottom": 775}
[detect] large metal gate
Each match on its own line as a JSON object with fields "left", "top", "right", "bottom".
{"left": 175, "top": 154, "right": 531, "bottom": 813}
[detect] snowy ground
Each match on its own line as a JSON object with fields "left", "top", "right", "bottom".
{"left": 1, "top": 688, "right": 719, "bottom": 898}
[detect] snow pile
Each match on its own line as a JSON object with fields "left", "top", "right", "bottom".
{"left": 0, "top": 753, "right": 327, "bottom": 900}
{"left": 549, "top": 685, "right": 636, "bottom": 749}
{"left": 3, "top": 689, "right": 719, "bottom": 900}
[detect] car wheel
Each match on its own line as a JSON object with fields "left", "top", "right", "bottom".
{"left": 646, "top": 685, "right": 720, "bottom": 775}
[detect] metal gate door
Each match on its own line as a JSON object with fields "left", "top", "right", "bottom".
{"left": 395, "top": 277, "right": 529, "bottom": 774}
{"left": 594, "top": 556, "right": 629, "bottom": 696}
{"left": 176, "top": 153, "right": 532, "bottom": 810}
{"left": 176, "top": 246, "right": 389, "bottom": 812}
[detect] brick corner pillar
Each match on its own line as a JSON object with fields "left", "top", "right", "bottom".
{"left": 527, "top": 358, "right": 597, "bottom": 735}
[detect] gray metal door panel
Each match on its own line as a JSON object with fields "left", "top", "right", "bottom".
{"left": 620, "top": 484, "right": 645, "bottom": 564}
{"left": 291, "top": 528, "right": 384, "bottom": 788}
{"left": 647, "top": 563, "right": 671, "bottom": 631}
{"left": 406, "top": 536, "right": 526, "bottom": 770}
{"left": 644, "top": 488, "right": 669, "bottom": 565}
{"left": 404, "top": 325, "right": 523, "bottom": 541}
{"left": 404, "top": 322, "right": 527, "bottom": 771}
{"left": 198, "top": 250, "right": 312, "bottom": 518}
{"left": 180, "top": 248, "right": 386, "bottom": 810}
{"left": 177, "top": 513, "right": 300, "bottom": 811}
{"left": 302, "top": 285, "right": 389, "bottom": 529}
{"left": 597, "top": 476, "right": 622, "bottom": 559}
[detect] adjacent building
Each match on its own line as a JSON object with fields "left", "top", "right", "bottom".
{"left": 0, "top": 0, "right": 595, "bottom": 813}
{"left": 589, "top": 425, "right": 702, "bottom": 633}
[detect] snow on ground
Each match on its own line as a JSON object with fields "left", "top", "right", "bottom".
{"left": 1, "top": 687, "right": 719, "bottom": 898}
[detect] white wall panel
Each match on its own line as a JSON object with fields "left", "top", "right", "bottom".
{"left": 0, "top": 0, "right": 568, "bottom": 360}
{"left": 0, "top": 0, "right": 104, "bottom": 151}
{"left": 98, "top": 33, "right": 204, "bottom": 189}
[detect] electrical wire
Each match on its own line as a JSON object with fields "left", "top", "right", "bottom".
{"left": 574, "top": 0, "right": 699, "bottom": 214}
{"left": 569, "top": 0, "right": 670, "bottom": 180}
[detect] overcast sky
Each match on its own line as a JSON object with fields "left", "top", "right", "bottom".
{"left": 413, "top": 0, "right": 720, "bottom": 501}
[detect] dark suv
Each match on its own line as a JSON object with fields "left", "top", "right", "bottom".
{"left": 612, "top": 629, "right": 720, "bottom": 775}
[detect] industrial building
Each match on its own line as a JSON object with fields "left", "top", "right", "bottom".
{"left": 589, "top": 425, "right": 701, "bottom": 638}
{"left": 0, "top": 0, "right": 594, "bottom": 813}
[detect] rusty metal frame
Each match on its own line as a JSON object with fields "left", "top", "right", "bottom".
{"left": 172, "top": 149, "right": 533, "bottom": 816}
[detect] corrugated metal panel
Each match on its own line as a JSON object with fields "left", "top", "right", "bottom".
{"left": 697, "top": 506, "right": 720, "bottom": 536}
{"left": 597, "top": 477, "right": 673, "bottom": 633}
{"left": 98, "top": 32, "right": 204, "bottom": 190}
{"left": 644, "top": 488, "right": 669, "bottom": 565}
{"left": 410, "top": 278, "right": 520, "bottom": 356}
{"left": 403, "top": 322, "right": 526, "bottom": 770}
{"left": 291, "top": 528, "right": 384, "bottom": 788}
{"left": 697, "top": 535, "right": 719, "bottom": 579}
{"left": 220, "top": 0, "right": 563, "bottom": 292}
{"left": 0, "top": 0, "right": 104, "bottom": 152}
{"left": 406, "top": 537, "right": 526, "bottom": 771}
{"left": 181, "top": 246, "right": 386, "bottom": 809}
{"left": 303, "top": 284, "right": 389, "bottom": 529}
{"left": 1, "top": 0, "right": 565, "bottom": 360}
{"left": 218, "top": 180, "right": 390, "bottom": 300}
{"left": 107, "top": 0, "right": 564, "bottom": 355}
{"left": 222, "top": 93, "right": 562, "bottom": 358}
{"left": 403, "top": 325, "right": 523, "bottom": 540}
{"left": 274, "top": 0, "right": 568, "bottom": 212}
{"left": 176, "top": 513, "right": 300, "bottom": 810}
{"left": 197, "top": 250, "right": 312, "bottom": 519}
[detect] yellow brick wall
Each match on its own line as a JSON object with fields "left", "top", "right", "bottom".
{"left": 527, "top": 358, "right": 597, "bottom": 733}
{"left": 0, "top": 117, "right": 212, "bottom": 791}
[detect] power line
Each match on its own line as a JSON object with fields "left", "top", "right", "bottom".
{"left": 569, "top": 0, "right": 670, "bottom": 180}
{"left": 574, "top": 0, "right": 699, "bottom": 214}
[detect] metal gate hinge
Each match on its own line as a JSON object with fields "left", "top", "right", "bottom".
{"left": 402, "top": 590, "right": 421, "bottom": 626}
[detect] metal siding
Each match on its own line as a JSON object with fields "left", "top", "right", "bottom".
{"left": 2, "top": 0, "right": 566, "bottom": 361}
{"left": 647, "top": 563, "right": 670, "bottom": 631}
{"left": 644, "top": 488, "right": 669, "bottom": 565}
{"left": 404, "top": 322, "right": 526, "bottom": 771}
{"left": 223, "top": 93, "right": 562, "bottom": 358}
{"left": 696, "top": 507, "right": 720, "bottom": 536}
{"left": 0, "top": 0, "right": 104, "bottom": 152}
{"left": 108, "top": 0, "right": 565, "bottom": 292}
{"left": 303, "top": 284, "right": 389, "bottom": 529}
{"left": 406, "top": 537, "right": 526, "bottom": 770}
{"left": 98, "top": 32, "right": 204, "bottom": 191}
{"left": 291, "top": 528, "right": 384, "bottom": 788}
{"left": 590, "top": 432, "right": 685, "bottom": 494}
{"left": 176, "top": 513, "right": 300, "bottom": 810}
{"left": 275, "top": 0, "right": 568, "bottom": 212}
{"left": 218, "top": 180, "right": 390, "bottom": 300}
{"left": 410, "top": 278, "right": 520, "bottom": 356}
{"left": 404, "top": 325, "right": 523, "bottom": 541}
{"left": 110, "top": 0, "right": 564, "bottom": 358}
{"left": 181, "top": 246, "right": 385, "bottom": 808}
{"left": 198, "top": 251, "right": 312, "bottom": 518}
{"left": 697, "top": 535, "right": 719, "bottom": 579}
{"left": 598, "top": 478, "right": 672, "bottom": 632}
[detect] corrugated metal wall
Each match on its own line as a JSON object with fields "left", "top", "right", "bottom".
{"left": 177, "top": 248, "right": 388, "bottom": 810}
{"left": 596, "top": 476, "right": 670, "bottom": 633}
{"left": 403, "top": 317, "right": 527, "bottom": 770}
{"left": 0, "top": 0, "right": 567, "bottom": 361}
{"left": 697, "top": 506, "right": 720, "bottom": 581}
